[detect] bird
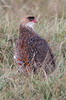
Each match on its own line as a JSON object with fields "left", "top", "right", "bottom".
{"left": 14, "top": 15, "right": 56, "bottom": 75}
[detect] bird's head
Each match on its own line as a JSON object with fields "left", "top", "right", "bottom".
{"left": 20, "top": 16, "right": 37, "bottom": 28}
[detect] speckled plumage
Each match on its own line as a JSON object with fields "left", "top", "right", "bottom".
{"left": 14, "top": 24, "right": 56, "bottom": 74}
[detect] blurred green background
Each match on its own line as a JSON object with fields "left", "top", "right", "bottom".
{"left": 0, "top": 0, "right": 66, "bottom": 19}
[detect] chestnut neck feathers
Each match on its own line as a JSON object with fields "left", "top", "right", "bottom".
{"left": 19, "top": 24, "right": 36, "bottom": 40}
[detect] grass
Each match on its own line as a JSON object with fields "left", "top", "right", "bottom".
{"left": 0, "top": 9, "right": 66, "bottom": 100}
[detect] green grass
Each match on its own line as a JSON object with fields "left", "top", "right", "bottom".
{"left": 0, "top": 9, "right": 66, "bottom": 100}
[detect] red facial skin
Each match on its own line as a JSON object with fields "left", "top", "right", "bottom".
{"left": 32, "top": 19, "right": 37, "bottom": 23}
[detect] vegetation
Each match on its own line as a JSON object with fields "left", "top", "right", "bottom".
{"left": 0, "top": 0, "right": 66, "bottom": 100}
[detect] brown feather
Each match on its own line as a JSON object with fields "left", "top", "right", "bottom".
{"left": 14, "top": 24, "right": 56, "bottom": 74}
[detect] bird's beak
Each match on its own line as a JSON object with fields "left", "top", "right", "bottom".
{"left": 32, "top": 19, "right": 37, "bottom": 23}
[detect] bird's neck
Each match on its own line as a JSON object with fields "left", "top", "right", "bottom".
{"left": 19, "top": 24, "right": 35, "bottom": 37}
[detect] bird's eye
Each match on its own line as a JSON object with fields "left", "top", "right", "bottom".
{"left": 27, "top": 16, "right": 35, "bottom": 21}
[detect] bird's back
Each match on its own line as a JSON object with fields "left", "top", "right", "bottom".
{"left": 27, "top": 33, "right": 56, "bottom": 74}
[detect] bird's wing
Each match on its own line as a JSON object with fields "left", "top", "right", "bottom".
{"left": 27, "top": 35, "right": 50, "bottom": 62}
